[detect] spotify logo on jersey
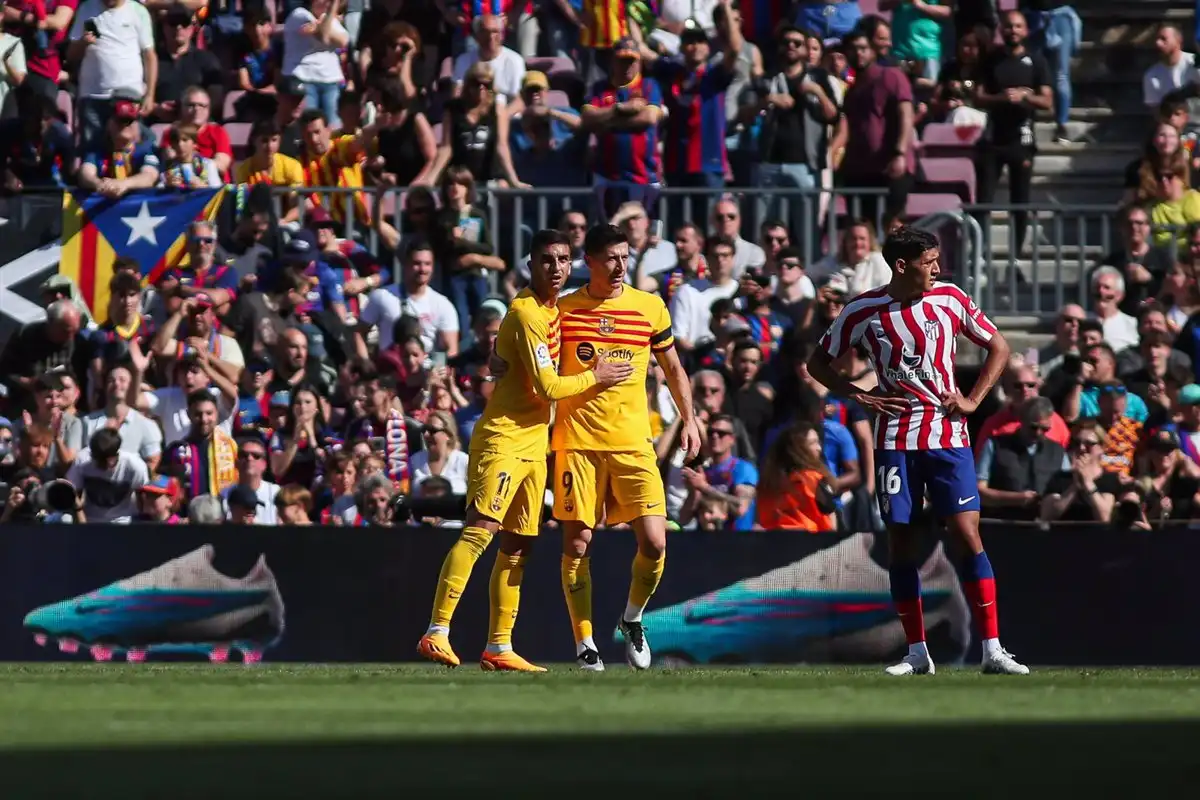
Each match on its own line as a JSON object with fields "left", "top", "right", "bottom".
{"left": 576, "top": 342, "right": 595, "bottom": 362}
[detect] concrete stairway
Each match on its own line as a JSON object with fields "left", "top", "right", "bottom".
{"left": 988, "top": 0, "right": 1194, "bottom": 343}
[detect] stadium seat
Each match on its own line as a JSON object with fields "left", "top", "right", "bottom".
{"left": 56, "top": 90, "right": 72, "bottom": 128}
{"left": 223, "top": 90, "right": 245, "bottom": 122}
{"left": 548, "top": 71, "right": 586, "bottom": 108}
{"left": 431, "top": 123, "right": 444, "bottom": 145}
{"left": 903, "top": 193, "right": 962, "bottom": 219}
{"left": 225, "top": 122, "right": 253, "bottom": 160}
{"left": 916, "top": 157, "right": 977, "bottom": 203}
{"left": 545, "top": 90, "right": 570, "bottom": 109}
{"left": 919, "top": 122, "right": 983, "bottom": 157}
{"left": 526, "top": 56, "right": 575, "bottom": 76}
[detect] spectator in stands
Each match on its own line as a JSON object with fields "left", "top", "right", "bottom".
{"left": 269, "top": 385, "right": 335, "bottom": 489}
{"left": 432, "top": 64, "right": 523, "bottom": 188}
{"left": 794, "top": 1, "right": 860, "bottom": 42}
{"left": 810, "top": 218, "right": 892, "bottom": 296}
{"left": 711, "top": 0, "right": 762, "bottom": 158}
{"left": 932, "top": 27, "right": 986, "bottom": 124}
{"left": 86, "top": 272, "right": 152, "bottom": 406}
{"left": 79, "top": 363, "right": 162, "bottom": 472}
{"left": 1149, "top": 155, "right": 1200, "bottom": 248}
{"left": 755, "top": 420, "right": 836, "bottom": 532}
{"left": 151, "top": 5, "right": 222, "bottom": 124}
{"left": 0, "top": 16, "right": 25, "bottom": 113}
{"left": 976, "top": 361, "right": 1070, "bottom": 454}
{"left": 234, "top": 119, "right": 305, "bottom": 221}
{"left": 77, "top": 98, "right": 160, "bottom": 198}
{"left": 1138, "top": 427, "right": 1200, "bottom": 522}
{"left": 233, "top": 6, "right": 281, "bottom": 122}
{"left": 709, "top": 198, "right": 764, "bottom": 278}
{"left": 188, "top": 493, "right": 226, "bottom": 524}
{"left": 283, "top": 0, "right": 349, "bottom": 128}
{"left": 1126, "top": 122, "right": 1189, "bottom": 205}
{"left": 372, "top": 77, "right": 438, "bottom": 188}
{"left": 222, "top": 434, "right": 279, "bottom": 523}
{"left": 671, "top": 234, "right": 741, "bottom": 356}
{"left": 452, "top": 14, "right": 525, "bottom": 108}
{"left": 508, "top": 70, "right": 586, "bottom": 191}
{"left": 736, "top": 268, "right": 792, "bottom": 357}
{"left": 1144, "top": 24, "right": 1198, "bottom": 109}
{"left": 152, "top": 292, "right": 245, "bottom": 379}
{"left": 1039, "top": 420, "right": 1118, "bottom": 523}
{"left": 584, "top": 35, "right": 665, "bottom": 216}
{"left": 679, "top": 413, "right": 758, "bottom": 531}
{"left": 360, "top": 240, "right": 460, "bottom": 356}
{"left": 274, "top": 484, "right": 314, "bottom": 522}
{"left": 2, "top": 420, "right": 54, "bottom": 485}
{"left": 0, "top": 300, "right": 85, "bottom": 412}
{"left": 345, "top": 373, "right": 412, "bottom": 491}
{"left": 1090, "top": 266, "right": 1140, "bottom": 352}
{"left": 1123, "top": 330, "right": 1176, "bottom": 411}
{"left": 768, "top": 246, "right": 814, "bottom": 328}
{"left": 1099, "top": 205, "right": 1172, "bottom": 315}
{"left": 885, "top": 0, "right": 950, "bottom": 82}
{"left": 67, "top": 0, "right": 156, "bottom": 148}
{"left": 163, "top": 389, "right": 240, "bottom": 503}
{"left": 1038, "top": 302, "right": 1085, "bottom": 373}
{"left": 143, "top": 352, "right": 237, "bottom": 446}
{"left": 410, "top": 409, "right": 467, "bottom": 493}
{"left": 163, "top": 86, "right": 233, "bottom": 176}
{"left": 1117, "top": 303, "right": 1193, "bottom": 376}
{"left": 355, "top": 470, "right": 395, "bottom": 526}
{"left": 841, "top": 26, "right": 914, "bottom": 226}
{"left": 15, "top": 372, "right": 82, "bottom": 470}
{"left": 361, "top": 22, "right": 422, "bottom": 104}
{"left": 976, "top": 396, "right": 1067, "bottom": 521}
{"left": 1023, "top": 3, "right": 1079, "bottom": 144}
{"left": 3, "top": 0, "right": 74, "bottom": 105}
{"left": 452, "top": 363, "right": 491, "bottom": 445}
{"left": 1091, "top": 379, "right": 1143, "bottom": 479}
{"left": 448, "top": 303, "right": 502, "bottom": 377}
{"left": 274, "top": 76, "right": 307, "bottom": 158}
{"left": 270, "top": 327, "right": 334, "bottom": 400}
{"left": 1168, "top": 384, "right": 1200, "bottom": 464}
{"left": 66, "top": 427, "right": 147, "bottom": 523}
{"left": 0, "top": 87, "right": 75, "bottom": 190}
{"left": 316, "top": 449, "right": 357, "bottom": 524}
{"left": 133, "top": 476, "right": 182, "bottom": 524}
{"left": 799, "top": 273, "right": 850, "bottom": 342}
{"left": 607, "top": 203, "right": 670, "bottom": 291}
{"left": 974, "top": 10, "right": 1052, "bottom": 252}
{"left": 752, "top": 24, "right": 838, "bottom": 243}
{"left": 438, "top": 167, "right": 508, "bottom": 322}
{"left": 160, "top": 122, "right": 221, "bottom": 188}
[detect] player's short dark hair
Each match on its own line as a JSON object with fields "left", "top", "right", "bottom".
{"left": 89, "top": 427, "right": 122, "bottom": 461}
{"left": 881, "top": 226, "right": 939, "bottom": 269}
{"left": 109, "top": 270, "right": 142, "bottom": 296}
{"left": 187, "top": 389, "right": 218, "bottom": 410}
{"left": 531, "top": 228, "right": 571, "bottom": 263}
{"left": 583, "top": 224, "right": 628, "bottom": 258}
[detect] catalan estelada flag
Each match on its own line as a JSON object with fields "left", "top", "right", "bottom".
{"left": 60, "top": 188, "right": 225, "bottom": 324}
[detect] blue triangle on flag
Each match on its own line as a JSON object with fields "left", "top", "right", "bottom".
{"left": 71, "top": 189, "right": 223, "bottom": 272}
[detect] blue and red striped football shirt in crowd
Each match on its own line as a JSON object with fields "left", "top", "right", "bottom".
{"left": 586, "top": 74, "right": 665, "bottom": 185}
{"left": 461, "top": 0, "right": 529, "bottom": 35}
{"left": 654, "top": 59, "right": 733, "bottom": 176}
{"left": 739, "top": 0, "right": 787, "bottom": 46}
{"left": 161, "top": 263, "right": 240, "bottom": 303}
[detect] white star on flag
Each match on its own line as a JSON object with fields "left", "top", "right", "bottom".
{"left": 122, "top": 202, "right": 167, "bottom": 246}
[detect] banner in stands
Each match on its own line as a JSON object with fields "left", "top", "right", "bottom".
{"left": 0, "top": 194, "right": 65, "bottom": 343}
{"left": 2, "top": 524, "right": 1198, "bottom": 666}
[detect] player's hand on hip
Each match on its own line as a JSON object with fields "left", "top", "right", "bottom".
{"left": 593, "top": 357, "right": 634, "bottom": 387}
{"left": 855, "top": 389, "right": 909, "bottom": 417}
{"left": 940, "top": 391, "right": 978, "bottom": 416}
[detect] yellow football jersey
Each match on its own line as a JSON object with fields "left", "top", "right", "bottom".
{"left": 470, "top": 290, "right": 598, "bottom": 459}
{"left": 552, "top": 287, "right": 674, "bottom": 452}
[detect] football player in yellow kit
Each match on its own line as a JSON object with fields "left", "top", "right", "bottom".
{"left": 552, "top": 224, "right": 701, "bottom": 670}
{"left": 416, "top": 229, "right": 633, "bottom": 671}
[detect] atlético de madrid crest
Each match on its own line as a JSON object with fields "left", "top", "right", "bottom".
{"left": 597, "top": 317, "right": 616, "bottom": 335}
{"left": 924, "top": 320, "right": 940, "bottom": 342}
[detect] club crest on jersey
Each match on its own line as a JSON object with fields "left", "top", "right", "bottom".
{"left": 597, "top": 317, "right": 616, "bottom": 336}
{"left": 924, "top": 320, "right": 940, "bottom": 342}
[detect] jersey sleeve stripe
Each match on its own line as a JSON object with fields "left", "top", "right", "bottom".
{"left": 649, "top": 328, "right": 673, "bottom": 345}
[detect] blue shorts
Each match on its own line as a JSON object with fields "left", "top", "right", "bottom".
{"left": 874, "top": 447, "right": 981, "bottom": 526}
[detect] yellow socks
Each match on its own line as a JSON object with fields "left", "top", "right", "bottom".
{"left": 487, "top": 551, "right": 526, "bottom": 648}
{"left": 561, "top": 555, "right": 594, "bottom": 646}
{"left": 429, "top": 525, "right": 493, "bottom": 630}
{"left": 625, "top": 551, "right": 665, "bottom": 622}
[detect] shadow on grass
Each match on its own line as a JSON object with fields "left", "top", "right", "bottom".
{"left": 2, "top": 720, "right": 1196, "bottom": 798}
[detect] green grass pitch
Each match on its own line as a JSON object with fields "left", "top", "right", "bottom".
{"left": 2, "top": 664, "right": 1199, "bottom": 797}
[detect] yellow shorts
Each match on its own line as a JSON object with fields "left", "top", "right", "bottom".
{"left": 552, "top": 449, "right": 666, "bottom": 528}
{"left": 466, "top": 450, "right": 547, "bottom": 536}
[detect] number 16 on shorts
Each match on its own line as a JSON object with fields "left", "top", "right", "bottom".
{"left": 874, "top": 447, "right": 982, "bottom": 526}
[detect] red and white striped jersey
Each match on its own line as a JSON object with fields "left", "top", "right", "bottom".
{"left": 818, "top": 283, "right": 998, "bottom": 451}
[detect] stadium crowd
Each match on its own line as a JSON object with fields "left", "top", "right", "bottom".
{"left": 0, "top": 0, "right": 1197, "bottom": 532}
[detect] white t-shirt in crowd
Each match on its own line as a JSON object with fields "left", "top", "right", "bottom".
{"left": 69, "top": 0, "right": 155, "bottom": 99}
{"left": 670, "top": 278, "right": 741, "bottom": 347}
{"left": 410, "top": 448, "right": 470, "bottom": 494}
{"left": 66, "top": 449, "right": 149, "bottom": 524}
{"left": 361, "top": 285, "right": 459, "bottom": 353}
{"left": 0, "top": 33, "right": 26, "bottom": 113}
{"left": 452, "top": 46, "right": 526, "bottom": 103}
{"left": 282, "top": 7, "right": 348, "bottom": 84}
{"left": 632, "top": 240, "right": 678, "bottom": 279}
{"left": 148, "top": 386, "right": 235, "bottom": 446}
{"left": 810, "top": 251, "right": 892, "bottom": 297}
{"left": 80, "top": 408, "right": 163, "bottom": 463}
{"left": 732, "top": 237, "right": 766, "bottom": 279}
{"left": 221, "top": 481, "right": 280, "bottom": 525}
{"left": 1144, "top": 52, "right": 1200, "bottom": 107}
{"left": 1098, "top": 311, "right": 1140, "bottom": 353}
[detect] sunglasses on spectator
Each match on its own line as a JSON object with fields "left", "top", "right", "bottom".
{"left": 708, "top": 428, "right": 735, "bottom": 438}
{"left": 238, "top": 450, "right": 266, "bottom": 461}
{"left": 565, "top": 222, "right": 587, "bottom": 231}
{"left": 715, "top": 212, "right": 738, "bottom": 221}
{"left": 185, "top": 101, "right": 208, "bottom": 108}
{"left": 1098, "top": 385, "right": 1127, "bottom": 395}
{"left": 781, "top": 38, "right": 806, "bottom": 48}
{"left": 765, "top": 235, "right": 788, "bottom": 244}
{"left": 697, "top": 385, "right": 722, "bottom": 395}
{"left": 190, "top": 235, "right": 215, "bottom": 244}
{"left": 1071, "top": 437, "right": 1100, "bottom": 448}
{"left": 1127, "top": 218, "right": 1150, "bottom": 226}
{"left": 424, "top": 427, "right": 447, "bottom": 436}
{"left": 1060, "top": 315, "right": 1084, "bottom": 325}
{"left": 1028, "top": 423, "right": 1052, "bottom": 432}
{"left": 1014, "top": 381, "right": 1039, "bottom": 389}
{"left": 469, "top": 79, "right": 493, "bottom": 89}
{"left": 779, "top": 260, "right": 801, "bottom": 270}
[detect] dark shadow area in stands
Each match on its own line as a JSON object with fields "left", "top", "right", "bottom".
{"left": 0, "top": 720, "right": 1195, "bottom": 798}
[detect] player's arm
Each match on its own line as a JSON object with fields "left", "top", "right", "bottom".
{"left": 652, "top": 310, "right": 701, "bottom": 460}
{"left": 945, "top": 297, "right": 1011, "bottom": 415}
{"left": 514, "top": 313, "right": 628, "bottom": 400}
{"left": 806, "top": 348, "right": 908, "bottom": 416}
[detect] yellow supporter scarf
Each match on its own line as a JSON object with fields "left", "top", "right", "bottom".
{"left": 207, "top": 426, "right": 239, "bottom": 495}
